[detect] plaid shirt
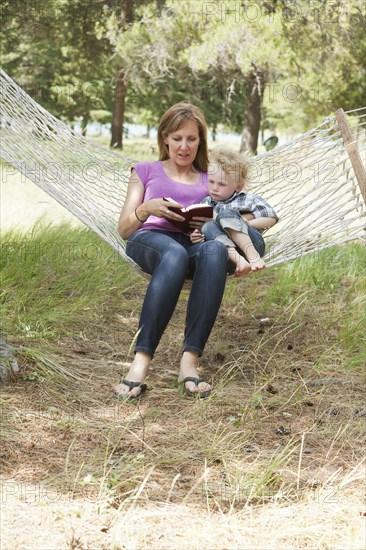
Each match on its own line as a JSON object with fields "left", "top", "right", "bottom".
{"left": 201, "top": 191, "right": 278, "bottom": 221}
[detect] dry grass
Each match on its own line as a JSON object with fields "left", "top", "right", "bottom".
{"left": 1, "top": 334, "right": 365, "bottom": 549}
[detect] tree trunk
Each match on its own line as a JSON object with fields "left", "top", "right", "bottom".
{"left": 156, "top": 0, "right": 165, "bottom": 14}
{"left": 81, "top": 113, "right": 88, "bottom": 137}
{"left": 144, "top": 123, "right": 151, "bottom": 138}
{"left": 110, "top": 68, "right": 126, "bottom": 149}
{"left": 240, "top": 68, "right": 266, "bottom": 156}
{"left": 109, "top": 0, "right": 135, "bottom": 149}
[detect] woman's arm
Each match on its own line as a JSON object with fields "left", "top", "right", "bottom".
{"left": 118, "top": 170, "right": 184, "bottom": 240}
{"left": 118, "top": 171, "right": 147, "bottom": 240}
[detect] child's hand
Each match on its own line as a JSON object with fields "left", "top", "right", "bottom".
{"left": 190, "top": 229, "right": 205, "bottom": 243}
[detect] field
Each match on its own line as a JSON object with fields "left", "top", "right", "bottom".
{"left": 1, "top": 226, "right": 365, "bottom": 549}
{"left": 0, "top": 138, "right": 365, "bottom": 549}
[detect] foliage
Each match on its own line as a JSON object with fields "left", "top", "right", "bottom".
{"left": 107, "top": 0, "right": 365, "bottom": 134}
{"left": 102, "top": 1, "right": 250, "bottom": 134}
{"left": 275, "top": 0, "right": 366, "bottom": 125}
{"left": 0, "top": 0, "right": 112, "bottom": 129}
{"left": 0, "top": 0, "right": 364, "bottom": 137}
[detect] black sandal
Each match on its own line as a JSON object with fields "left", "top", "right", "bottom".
{"left": 113, "top": 379, "right": 147, "bottom": 403}
{"left": 181, "top": 377, "right": 212, "bottom": 399}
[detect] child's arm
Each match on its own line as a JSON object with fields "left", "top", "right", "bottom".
{"left": 240, "top": 193, "right": 278, "bottom": 231}
{"left": 246, "top": 216, "right": 277, "bottom": 230}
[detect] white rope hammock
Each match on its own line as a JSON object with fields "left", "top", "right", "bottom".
{"left": 1, "top": 68, "right": 365, "bottom": 277}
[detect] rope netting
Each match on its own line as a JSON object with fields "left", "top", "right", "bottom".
{"left": 1, "top": 68, "right": 365, "bottom": 275}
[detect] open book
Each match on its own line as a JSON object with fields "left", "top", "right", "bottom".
{"left": 163, "top": 197, "right": 213, "bottom": 232}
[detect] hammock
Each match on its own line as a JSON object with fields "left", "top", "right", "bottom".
{"left": 1, "top": 68, "right": 365, "bottom": 277}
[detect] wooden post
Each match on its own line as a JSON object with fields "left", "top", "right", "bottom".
{"left": 335, "top": 108, "right": 366, "bottom": 204}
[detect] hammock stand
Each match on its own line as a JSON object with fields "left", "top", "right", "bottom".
{"left": 0, "top": 68, "right": 365, "bottom": 279}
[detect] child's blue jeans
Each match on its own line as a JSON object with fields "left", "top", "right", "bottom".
{"left": 201, "top": 208, "right": 265, "bottom": 258}
{"left": 126, "top": 229, "right": 229, "bottom": 358}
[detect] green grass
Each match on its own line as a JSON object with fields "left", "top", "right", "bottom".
{"left": 1, "top": 225, "right": 365, "bottom": 370}
{"left": 224, "top": 243, "right": 366, "bottom": 370}
{"left": 0, "top": 223, "right": 144, "bottom": 340}
{"left": 89, "top": 134, "right": 241, "bottom": 159}
{"left": 262, "top": 245, "right": 366, "bottom": 305}
{"left": 264, "top": 244, "right": 366, "bottom": 369}
{"left": 90, "top": 135, "right": 157, "bottom": 162}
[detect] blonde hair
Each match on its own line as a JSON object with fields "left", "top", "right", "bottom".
{"left": 157, "top": 102, "right": 209, "bottom": 172}
{"left": 209, "top": 145, "right": 250, "bottom": 188}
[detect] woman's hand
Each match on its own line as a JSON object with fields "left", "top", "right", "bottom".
{"left": 119, "top": 171, "right": 185, "bottom": 239}
{"left": 189, "top": 215, "right": 212, "bottom": 231}
{"left": 144, "top": 198, "right": 185, "bottom": 221}
{"left": 190, "top": 229, "right": 205, "bottom": 243}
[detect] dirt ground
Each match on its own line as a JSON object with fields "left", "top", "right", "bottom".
{"left": 1, "top": 292, "right": 365, "bottom": 549}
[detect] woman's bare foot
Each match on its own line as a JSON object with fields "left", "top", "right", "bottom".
{"left": 113, "top": 352, "right": 151, "bottom": 399}
{"left": 178, "top": 351, "right": 212, "bottom": 396}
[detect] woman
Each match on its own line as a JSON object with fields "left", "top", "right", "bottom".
{"left": 114, "top": 102, "right": 229, "bottom": 401}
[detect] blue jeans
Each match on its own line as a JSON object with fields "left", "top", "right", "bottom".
{"left": 126, "top": 230, "right": 229, "bottom": 357}
{"left": 201, "top": 209, "right": 265, "bottom": 258}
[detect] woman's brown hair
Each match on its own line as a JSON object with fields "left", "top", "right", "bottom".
{"left": 157, "top": 102, "right": 209, "bottom": 173}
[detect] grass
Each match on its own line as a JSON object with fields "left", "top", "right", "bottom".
{"left": 1, "top": 224, "right": 365, "bottom": 549}
{"left": 90, "top": 135, "right": 158, "bottom": 164}
{"left": 0, "top": 223, "right": 141, "bottom": 340}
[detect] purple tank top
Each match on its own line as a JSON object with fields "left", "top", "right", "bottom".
{"left": 133, "top": 161, "right": 208, "bottom": 233}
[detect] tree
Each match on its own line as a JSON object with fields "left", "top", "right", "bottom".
{"left": 106, "top": 1, "right": 250, "bottom": 139}
{"left": 101, "top": 0, "right": 164, "bottom": 149}
{"left": 240, "top": 65, "right": 267, "bottom": 155}
{"left": 1, "top": 0, "right": 364, "bottom": 148}
{"left": 104, "top": 1, "right": 135, "bottom": 149}
{"left": 0, "top": 0, "right": 112, "bottom": 132}
{"left": 107, "top": 0, "right": 304, "bottom": 154}
{"left": 183, "top": 1, "right": 287, "bottom": 154}
{"left": 278, "top": 0, "right": 366, "bottom": 118}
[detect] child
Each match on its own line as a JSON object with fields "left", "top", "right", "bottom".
{"left": 190, "top": 146, "right": 278, "bottom": 276}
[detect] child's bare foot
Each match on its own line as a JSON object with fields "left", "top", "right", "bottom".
{"left": 249, "top": 256, "right": 266, "bottom": 271}
{"left": 234, "top": 255, "right": 252, "bottom": 277}
{"left": 227, "top": 247, "right": 251, "bottom": 277}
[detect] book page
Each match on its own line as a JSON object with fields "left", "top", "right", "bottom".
{"left": 185, "top": 204, "right": 210, "bottom": 212}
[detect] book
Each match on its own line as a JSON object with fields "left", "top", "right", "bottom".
{"left": 163, "top": 197, "right": 213, "bottom": 232}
